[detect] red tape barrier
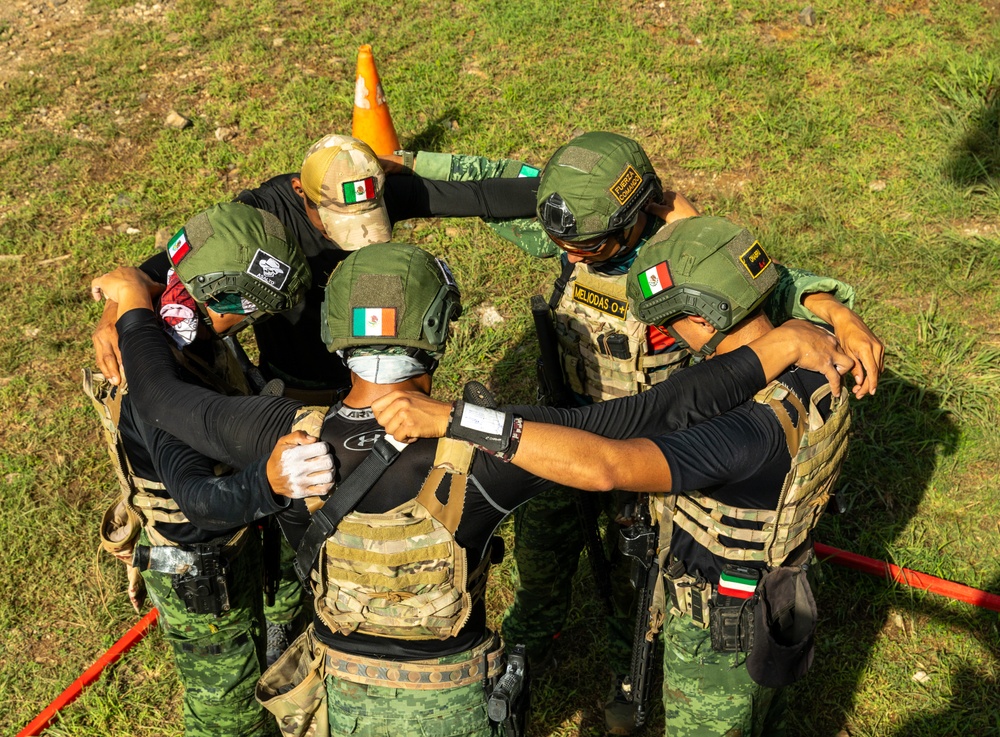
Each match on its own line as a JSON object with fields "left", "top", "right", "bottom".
{"left": 17, "top": 608, "right": 159, "bottom": 737}
{"left": 814, "top": 543, "right": 1000, "bottom": 613}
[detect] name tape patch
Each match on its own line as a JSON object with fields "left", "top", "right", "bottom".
{"left": 247, "top": 248, "right": 292, "bottom": 291}
{"left": 609, "top": 164, "right": 643, "bottom": 205}
{"left": 573, "top": 283, "right": 628, "bottom": 319}
{"left": 739, "top": 241, "right": 771, "bottom": 279}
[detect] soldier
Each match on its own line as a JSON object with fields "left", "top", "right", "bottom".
{"left": 413, "top": 132, "right": 880, "bottom": 733}
{"left": 90, "top": 134, "right": 541, "bottom": 662}
{"left": 87, "top": 202, "right": 312, "bottom": 736}
{"left": 373, "top": 215, "right": 855, "bottom": 737}
{"left": 92, "top": 240, "right": 851, "bottom": 737}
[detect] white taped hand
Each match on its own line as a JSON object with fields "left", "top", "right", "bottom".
{"left": 278, "top": 441, "right": 335, "bottom": 498}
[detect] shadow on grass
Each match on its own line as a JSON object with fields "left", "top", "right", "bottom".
{"left": 885, "top": 582, "right": 1000, "bottom": 737}
{"left": 792, "top": 370, "right": 961, "bottom": 736}
{"left": 941, "top": 67, "right": 1000, "bottom": 191}
{"left": 399, "top": 108, "right": 460, "bottom": 154}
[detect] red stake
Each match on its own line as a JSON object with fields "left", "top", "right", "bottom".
{"left": 814, "top": 543, "right": 1000, "bottom": 613}
{"left": 17, "top": 608, "right": 160, "bottom": 737}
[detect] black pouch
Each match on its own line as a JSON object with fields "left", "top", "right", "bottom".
{"left": 171, "top": 547, "right": 231, "bottom": 617}
{"left": 709, "top": 596, "right": 755, "bottom": 653}
{"left": 745, "top": 566, "right": 817, "bottom": 688}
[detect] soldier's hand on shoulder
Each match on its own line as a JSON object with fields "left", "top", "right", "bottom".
{"left": 371, "top": 391, "right": 452, "bottom": 443}
{"left": 267, "top": 431, "right": 335, "bottom": 499}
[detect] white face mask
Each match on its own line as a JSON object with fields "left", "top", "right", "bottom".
{"left": 346, "top": 354, "right": 428, "bottom": 384}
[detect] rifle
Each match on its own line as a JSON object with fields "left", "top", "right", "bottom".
{"left": 223, "top": 335, "right": 269, "bottom": 395}
{"left": 617, "top": 495, "right": 659, "bottom": 729}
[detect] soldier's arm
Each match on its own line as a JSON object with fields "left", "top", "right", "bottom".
{"left": 408, "top": 151, "right": 559, "bottom": 259}
{"left": 766, "top": 264, "right": 882, "bottom": 397}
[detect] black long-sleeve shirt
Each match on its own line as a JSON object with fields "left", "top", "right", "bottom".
{"left": 140, "top": 174, "right": 538, "bottom": 388}
{"left": 118, "top": 308, "right": 773, "bottom": 655}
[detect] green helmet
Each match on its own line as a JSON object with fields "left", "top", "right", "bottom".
{"left": 168, "top": 202, "right": 311, "bottom": 316}
{"left": 536, "top": 132, "right": 662, "bottom": 245}
{"left": 626, "top": 216, "right": 778, "bottom": 356}
{"left": 321, "top": 242, "right": 462, "bottom": 365}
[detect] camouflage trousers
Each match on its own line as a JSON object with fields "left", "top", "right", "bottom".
{"left": 141, "top": 529, "right": 277, "bottom": 736}
{"left": 661, "top": 612, "right": 786, "bottom": 737}
{"left": 325, "top": 654, "right": 493, "bottom": 737}
{"left": 501, "top": 487, "right": 636, "bottom": 674}
{"left": 264, "top": 533, "right": 310, "bottom": 627}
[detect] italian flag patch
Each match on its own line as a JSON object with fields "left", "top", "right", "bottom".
{"left": 343, "top": 177, "right": 376, "bottom": 204}
{"left": 717, "top": 570, "right": 758, "bottom": 599}
{"left": 637, "top": 260, "right": 673, "bottom": 299}
{"left": 166, "top": 229, "right": 191, "bottom": 266}
{"left": 352, "top": 307, "right": 396, "bottom": 337}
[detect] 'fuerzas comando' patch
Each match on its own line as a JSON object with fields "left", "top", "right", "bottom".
{"left": 609, "top": 164, "right": 643, "bottom": 206}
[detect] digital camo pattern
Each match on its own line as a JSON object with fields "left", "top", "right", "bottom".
{"left": 660, "top": 612, "right": 786, "bottom": 737}
{"left": 264, "top": 534, "right": 309, "bottom": 627}
{"left": 325, "top": 662, "right": 493, "bottom": 737}
{"left": 141, "top": 532, "right": 276, "bottom": 737}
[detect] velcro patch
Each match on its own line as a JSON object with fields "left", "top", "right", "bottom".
{"left": 739, "top": 241, "right": 772, "bottom": 279}
{"left": 247, "top": 248, "right": 291, "bottom": 290}
{"left": 166, "top": 229, "right": 191, "bottom": 265}
{"left": 573, "top": 283, "right": 628, "bottom": 319}
{"left": 352, "top": 307, "right": 396, "bottom": 337}
{"left": 609, "top": 164, "right": 643, "bottom": 205}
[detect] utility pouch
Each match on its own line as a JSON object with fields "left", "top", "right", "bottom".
{"left": 170, "top": 546, "right": 231, "bottom": 616}
{"left": 597, "top": 331, "right": 631, "bottom": 360}
{"left": 488, "top": 643, "right": 530, "bottom": 737}
{"left": 709, "top": 595, "right": 756, "bottom": 653}
{"left": 257, "top": 628, "right": 330, "bottom": 737}
{"left": 746, "top": 566, "right": 817, "bottom": 688}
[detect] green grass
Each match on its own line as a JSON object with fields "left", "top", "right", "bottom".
{"left": 1, "top": 0, "right": 999, "bottom": 735}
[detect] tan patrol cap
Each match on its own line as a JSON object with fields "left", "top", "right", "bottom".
{"left": 299, "top": 134, "right": 391, "bottom": 250}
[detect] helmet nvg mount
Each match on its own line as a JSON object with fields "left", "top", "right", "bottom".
{"left": 536, "top": 131, "right": 662, "bottom": 246}
{"left": 626, "top": 216, "right": 778, "bottom": 356}
{"left": 321, "top": 242, "right": 462, "bottom": 368}
{"left": 169, "top": 202, "right": 311, "bottom": 326}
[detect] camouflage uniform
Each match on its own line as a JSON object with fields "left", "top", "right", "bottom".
{"left": 414, "top": 150, "right": 855, "bottom": 674}
{"left": 139, "top": 528, "right": 276, "bottom": 736}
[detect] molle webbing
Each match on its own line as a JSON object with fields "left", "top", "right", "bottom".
{"left": 313, "top": 435, "right": 485, "bottom": 641}
{"left": 290, "top": 405, "right": 330, "bottom": 514}
{"left": 554, "top": 264, "right": 687, "bottom": 401}
{"left": 670, "top": 382, "right": 851, "bottom": 568}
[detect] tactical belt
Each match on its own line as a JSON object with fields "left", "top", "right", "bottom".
{"left": 136, "top": 526, "right": 249, "bottom": 572}
{"left": 324, "top": 633, "right": 504, "bottom": 690}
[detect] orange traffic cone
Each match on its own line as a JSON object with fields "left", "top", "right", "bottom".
{"left": 352, "top": 44, "right": 401, "bottom": 156}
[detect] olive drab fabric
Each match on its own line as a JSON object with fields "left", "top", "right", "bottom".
{"left": 172, "top": 202, "right": 311, "bottom": 313}
{"left": 321, "top": 242, "right": 461, "bottom": 356}
{"left": 554, "top": 262, "right": 689, "bottom": 400}
{"left": 535, "top": 132, "right": 662, "bottom": 242}
{"left": 626, "top": 215, "right": 779, "bottom": 335}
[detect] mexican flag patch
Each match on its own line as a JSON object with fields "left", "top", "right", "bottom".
{"left": 717, "top": 570, "right": 758, "bottom": 599}
{"left": 352, "top": 307, "right": 396, "bottom": 337}
{"left": 166, "top": 229, "right": 191, "bottom": 266}
{"left": 343, "top": 177, "right": 376, "bottom": 204}
{"left": 637, "top": 260, "right": 673, "bottom": 299}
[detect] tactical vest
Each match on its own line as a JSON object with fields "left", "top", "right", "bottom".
{"left": 84, "top": 339, "right": 249, "bottom": 552}
{"left": 292, "top": 408, "right": 489, "bottom": 641}
{"left": 553, "top": 263, "right": 687, "bottom": 401}
{"left": 651, "top": 380, "right": 851, "bottom": 567}
{"left": 646, "top": 381, "right": 850, "bottom": 631}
